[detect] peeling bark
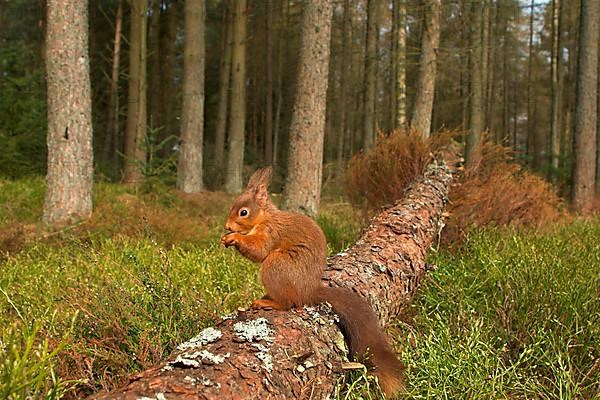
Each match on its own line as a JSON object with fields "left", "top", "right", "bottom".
{"left": 90, "top": 161, "right": 453, "bottom": 400}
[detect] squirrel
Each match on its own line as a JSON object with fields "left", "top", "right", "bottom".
{"left": 221, "top": 167, "right": 405, "bottom": 398}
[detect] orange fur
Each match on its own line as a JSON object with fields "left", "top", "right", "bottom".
{"left": 222, "top": 167, "right": 405, "bottom": 397}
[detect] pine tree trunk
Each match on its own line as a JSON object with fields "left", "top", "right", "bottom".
{"left": 43, "top": 0, "right": 93, "bottom": 224}
{"left": 224, "top": 0, "right": 248, "bottom": 193}
{"left": 481, "top": 0, "right": 492, "bottom": 131}
{"left": 563, "top": 1, "right": 580, "bottom": 170}
{"left": 466, "top": 1, "right": 484, "bottom": 163}
{"left": 550, "top": 0, "right": 562, "bottom": 180}
{"left": 214, "top": 1, "right": 232, "bottom": 179}
{"left": 336, "top": 0, "right": 350, "bottom": 179}
{"left": 273, "top": 0, "right": 290, "bottom": 169}
{"left": 149, "top": 0, "right": 162, "bottom": 134}
{"left": 502, "top": 6, "right": 509, "bottom": 144}
{"left": 526, "top": 0, "right": 535, "bottom": 166}
{"left": 282, "top": 0, "right": 333, "bottom": 216}
{"left": 572, "top": 0, "right": 599, "bottom": 213}
{"left": 159, "top": 0, "right": 179, "bottom": 158}
{"left": 176, "top": 0, "right": 205, "bottom": 193}
{"left": 102, "top": 0, "right": 123, "bottom": 170}
{"left": 411, "top": 0, "right": 441, "bottom": 137}
{"left": 264, "top": 0, "right": 274, "bottom": 165}
{"left": 395, "top": 0, "right": 407, "bottom": 130}
{"left": 363, "top": 0, "right": 377, "bottom": 150}
{"left": 123, "top": 0, "right": 148, "bottom": 185}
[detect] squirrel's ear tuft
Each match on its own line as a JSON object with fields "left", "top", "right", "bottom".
{"left": 246, "top": 167, "right": 273, "bottom": 207}
{"left": 246, "top": 167, "right": 273, "bottom": 192}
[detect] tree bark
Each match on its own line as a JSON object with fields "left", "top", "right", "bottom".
{"left": 336, "top": 0, "right": 350, "bottom": 179}
{"left": 273, "top": 0, "right": 290, "bottom": 170}
{"left": 466, "top": 0, "right": 484, "bottom": 164}
{"left": 224, "top": 0, "right": 247, "bottom": 194}
{"left": 90, "top": 159, "right": 453, "bottom": 400}
{"left": 572, "top": 0, "right": 599, "bottom": 213}
{"left": 550, "top": 0, "right": 562, "bottom": 181}
{"left": 102, "top": 0, "right": 124, "bottom": 170}
{"left": 363, "top": 0, "right": 377, "bottom": 151}
{"left": 177, "top": 0, "right": 205, "bottom": 193}
{"left": 264, "top": 0, "right": 274, "bottom": 166}
{"left": 158, "top": 0, "right": 180, "bottom": 158}
{"left": 526, "top": 0, "right": 535, "bottom": 167}
{"left": 395, "top": 0, "right": 407, "bottom": 130}
{"left": 214, "top": 0, "right": 232, "bottom": 179}
{"left": 282, "top": 0, "right": 333, "bottom": 216}
{"left": 482, "top": 0, "right": 491, "bottom": 131}
{"left": 149, "top": 0, "right": 161, "bottom": 133}
{"left": 411, "top": 0, "right": 442, "bottom": 137}
{"left": 43, "top": 0, "right": 93, "bottom": 224}
{"left": 123, "top": 0, "right": 148, "bottom": 185}
{"left": 501, "top": 4, "right": 509, "bottom": 144}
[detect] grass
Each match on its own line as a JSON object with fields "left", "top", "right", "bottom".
{"left": 0, "top": 178, "right": 598, "bottom": 399}
{"left": 397, "top": 221, "right": 599, "bottom": 399}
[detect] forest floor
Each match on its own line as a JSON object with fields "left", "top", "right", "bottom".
{"left": 0, "top": 178, "right": 598, "bottom": 399}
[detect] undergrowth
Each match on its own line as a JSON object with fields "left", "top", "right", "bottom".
{"left": 0, "top": 178, "right": 597, "bottom": 399}
{"left": 396, "top": 219, "right": 599, "bottom": 399}
{"left": 344, "top": 130, "right": 565, "bottom": 244}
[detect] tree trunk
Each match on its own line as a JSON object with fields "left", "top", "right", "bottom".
{"left": 273, "top": 0, "right": 289, "bottom": 169}
{"left": 562, "top": 1, "right": 580, "bottom": 171}
{"left": 176, "top": 0, "right": 205, "bottom": 193}
{"left": 43, "top": 0, "right": 93, "bottom": 224}
{"left": 363, "top": 0, "right": 377, "bottom": 151}
{"left": 572, "top": 0, "right": 599, "bottom": 213}
{"left": 395, "top": 0, "right": 407, "bottom": 130}
{"left": 526, "top": 0, "right": 535, "bottom": 166}
{"left": 482, "top": 0, "right": 491, "bottom": 130}
{"left": 336, "top": 0, "right": 350, "bottom": 179}
{"left": 214, "top": 0, "right": 232, "bottom": 180}
{"left": 411, "top": 0, "right": 442, "bottom": 137}
{"left": 466, "top": 0, "right": 484, "bottom": 163}
{"left": 264, "top": 0, "right": 274, "bottom": 165}
{"left": 501, "top": 6, "right": 509, "bottom": 144}
{"left": 550, "top": 0, "right": 562, "bottom": 180}
{"left": 149, "top": 0, "right": 162, "bottom": 135}
{"left": 282, "top": 0, "right": 334, "bottom": 216}
{"left": 224, "top": 0, "right": 247, "bottom": 194}
{"left": 159, "top": 0, "right": 180, "bottom": 158}
{"left": 102, "top": 0, "right": 123, "bottom": 171}
{"left": 90, "top": 159, "right": 453, "bottom": 400}
{"left": 123, "top": 0, "right": 148, "bottom": 185}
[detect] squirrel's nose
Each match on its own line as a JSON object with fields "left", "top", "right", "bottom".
{"left": 224, "top": 222, "right": 233, "bottom": 232}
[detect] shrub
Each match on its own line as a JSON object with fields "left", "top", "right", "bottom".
{"left": 444, "top": 142, "right": 563, "bottom": 243}
{"left": 344, "top": 130, "right": 564, "bottom": 244}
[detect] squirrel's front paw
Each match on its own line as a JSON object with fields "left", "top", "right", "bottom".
{"left": 221, "top": 232, "right": 239, "bottom": 248}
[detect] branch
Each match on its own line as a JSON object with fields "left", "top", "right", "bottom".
{"left": 90, "top": 160, "right": 453, "bottom": 400}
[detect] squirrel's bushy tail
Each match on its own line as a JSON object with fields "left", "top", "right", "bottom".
{"left": 316, "top": 286, "right": 405, "bottom": 398}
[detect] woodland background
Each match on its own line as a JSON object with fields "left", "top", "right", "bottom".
{"left": 0, "top": 0, "right": 599, "bottom": 212}
{"left": 0, "top": 0, "right": 598, "bottom": 399}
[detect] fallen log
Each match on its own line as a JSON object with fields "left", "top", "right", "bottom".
{"left": 91, "top": 160, "right": 453, "bottom": 400}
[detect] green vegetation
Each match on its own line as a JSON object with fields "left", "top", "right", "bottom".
{"left": 398, "top": 222, "right": 599, "bottom": 399}
{"left": 0, "top": 179, "right": 598, "bottom": 398}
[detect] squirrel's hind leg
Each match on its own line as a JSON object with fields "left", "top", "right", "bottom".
{"left": 251, "top": 298, "right": 289, "bottom": 310}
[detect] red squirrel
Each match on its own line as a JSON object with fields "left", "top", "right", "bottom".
{"left": 221, "top": 167, "right": 405, "bottom": 397}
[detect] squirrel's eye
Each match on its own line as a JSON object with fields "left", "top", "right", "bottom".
{"left": 239, "top": 208, "right": 249, "bottom": 217}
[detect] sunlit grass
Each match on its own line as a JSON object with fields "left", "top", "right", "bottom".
{"left": 396, "top": 220, "right": 599, "bottom": 399}
{"left": 0, "top": 179, "right": 598, "bottom": 398}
